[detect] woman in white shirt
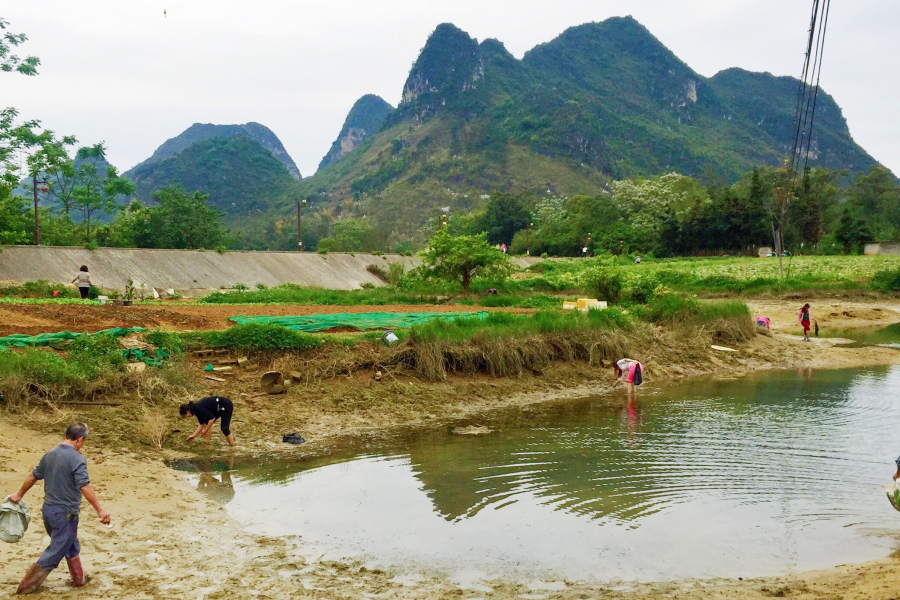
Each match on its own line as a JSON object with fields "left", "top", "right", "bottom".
{"left": 72, "top": 265, "right": 91, "bottom": 299}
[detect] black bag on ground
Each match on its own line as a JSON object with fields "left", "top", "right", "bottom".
{"left": 282, "top": 433, "right": 305, "bottom": 444}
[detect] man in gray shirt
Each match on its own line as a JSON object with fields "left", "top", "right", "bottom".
{"left": 8, "top": 422, "right": 111, "bottom": 594}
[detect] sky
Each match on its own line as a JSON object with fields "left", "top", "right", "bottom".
{"left": 4, "top": 1, "right": 899, "bottom": 178}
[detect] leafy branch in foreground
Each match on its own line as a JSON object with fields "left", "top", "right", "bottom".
{"left": 0, "top": 18, "right": 40, "bottom": 76}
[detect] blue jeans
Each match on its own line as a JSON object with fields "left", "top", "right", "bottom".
{"left": 36, "top": 505, "right": 80, "bottom": 571}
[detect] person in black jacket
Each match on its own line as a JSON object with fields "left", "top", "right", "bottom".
{"left": 179, "top": 396, "right": 236, "bottom": 446}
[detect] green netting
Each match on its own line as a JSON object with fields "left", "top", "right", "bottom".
{"left": 228, "top": 312, "right": 488, "bottom": 333}
{"left": 0, "top": 327, "right": 146, "bottom": 349}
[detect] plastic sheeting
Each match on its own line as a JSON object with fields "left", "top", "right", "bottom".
{"left": 228, "top": 312, "right": 488, "bottom": 333}
{"left": 0, "top": 497, "right": 30, "bottom": 543}
{"left": 0, "top": 327, "right": 146, "bottom": 349}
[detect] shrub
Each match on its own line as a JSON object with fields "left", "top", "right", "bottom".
{"left": 204, "top": 324, "right": 321, "bottom": 352}
{"left": 871, "top": 268, "right": 900, "bottom": 293}
{"left": 146, "top": 329, "right": 183, "bottom": 355}
{"left": 582, "top": 268, "right": 623, "bottom": 303}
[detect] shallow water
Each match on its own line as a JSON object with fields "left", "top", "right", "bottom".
{"left": 173, "top": 367, "right": 900, "bottom": 583}
{"left": 825, "top": 323, "right": 900, "bottom": 349}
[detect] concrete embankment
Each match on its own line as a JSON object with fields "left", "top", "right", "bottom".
{"left": 0, "top": 246, "right": 541, "bottom": 296}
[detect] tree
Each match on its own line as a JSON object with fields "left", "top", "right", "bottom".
{"left": 64, "top": 144, "right": 134, "bottom": 241}
{"left": 419, "top": 229, "right": 512, "bottom": 292}
{"left": 133, "top": 185, "right": 226, "bottom": 249}
{"left": 0, "top": 186, "right": 28, "bottom": 244}
{"left": 476, "top": 192, "right": 530, "bottom": 246}
{"left": 834, "top": 207, "right": 873, "bottom": 254}
{"left": 847, "top": 165, "right": 900, "bottom": 241}
{"left": 0, "top": 18, "right": 40, "bottom": 76}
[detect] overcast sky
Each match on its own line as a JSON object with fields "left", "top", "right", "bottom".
{"left": 4, "top": 1, "right": 898, "bottom": 177}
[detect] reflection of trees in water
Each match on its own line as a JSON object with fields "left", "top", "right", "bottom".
{"left": 169, "top": 369, "right": 876, "bottom": 522}
{"left": 405, "top": 370, "right": 863, "bottom": 523}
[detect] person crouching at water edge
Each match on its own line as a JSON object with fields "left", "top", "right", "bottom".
{"left": 180, "top": 396, "right": 236, "bottom": 447}
{"left": 614, "top": 358, "right": 643, "bottom": 397}
{"left": 8, "top": 422, "right": 111, "bottom": 594}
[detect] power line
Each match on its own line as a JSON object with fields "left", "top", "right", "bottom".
{"left": 789, "top": 0, "right": 832, "bottom": 176}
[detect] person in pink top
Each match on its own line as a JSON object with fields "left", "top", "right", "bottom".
{"left": 614, "top": 357, "right": 643, "bottom": 398}
{"left": 797, "top": 303, "right": 816, "bottom": 342}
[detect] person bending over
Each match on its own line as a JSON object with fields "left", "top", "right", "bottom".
{"left": 180, "top": 396, "right": 236, "bottom": 446}
{"left": 8, "top": 422, "right": 111, "bottom": 594}
{"left": 613, "top": 357, "right": 643, "bottom": 398}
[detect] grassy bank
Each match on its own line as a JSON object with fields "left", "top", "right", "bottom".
{"left": 0, "top": 299, "right": 754, "bottom": 412}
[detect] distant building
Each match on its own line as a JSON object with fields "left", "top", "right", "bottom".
{"left": 864, "top": 242, "right": 900, "bottom": 256}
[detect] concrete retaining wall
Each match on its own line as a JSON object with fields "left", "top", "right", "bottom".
{"left": 865, "top": 242, "right": 900, "bottom": 256}
{"left": 0, "top": 246, "right": 541, "bottom": 296}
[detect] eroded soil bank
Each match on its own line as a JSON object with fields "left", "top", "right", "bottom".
{"left": 1, "top": 300, "right": 900, "bottom": 599}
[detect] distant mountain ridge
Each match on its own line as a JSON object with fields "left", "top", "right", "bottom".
{"left": 126, "top": 122, "right": 301, "bottom": 180}
{"left": 318, "top": 95, "right": 394, "bottom": 171}
{"left": 127, "top": 134, "right": 294, "bottom": 216}
{"left": 286, "top": 17, "right": 880, "bottom": 248}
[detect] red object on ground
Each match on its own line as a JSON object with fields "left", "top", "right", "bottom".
{"left": 53, "top": 290, "right": 59, "bottom": 297}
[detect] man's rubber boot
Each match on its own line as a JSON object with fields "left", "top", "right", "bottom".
{"left": 16, "top": 563, "right": 51, "bottom": 595}
{"left": 65, "top": 556, "right": 88, "bottom": 587}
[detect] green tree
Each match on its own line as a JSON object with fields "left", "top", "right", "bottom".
{"left": 418, "top": 229, "right": 512, "bottom": 292}
{"left": 834, "top": 207, "right": 873, "bottom": 254}
{"left": 68, "top": 144, "right": 134, "bottom": 241}
{"left": 847, "top": 165, "right": 900, "bottom": 241}
{"left": 134, "top": 185, "right": 226, "bottom": 249}
{"left": 0, "top": 186, "right": 28, "bottom": 244}
{"left": 0, "top": 18, "right": 39, "bottom": 76}
{"left": 476, "top": 192, "right": 531, "bottom": 246}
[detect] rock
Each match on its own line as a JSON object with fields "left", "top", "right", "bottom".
{"left": 126, "top": 362, "right": 147, "bottom": 374}
{"left": 452, "top": 425, "right": 493, "bottom": 435}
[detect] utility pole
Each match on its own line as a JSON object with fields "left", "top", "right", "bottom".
{"left": 32, "top": 175, "right": 48, "bottom": 246}
{"left": 297, "top": 198, "right": 306, "bottom": 251}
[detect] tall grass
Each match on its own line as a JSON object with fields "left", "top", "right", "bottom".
{"left": 396, "top": 309, "right": 633, "bottom": 381}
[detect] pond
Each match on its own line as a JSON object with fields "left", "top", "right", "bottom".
{"left": 172, "top": 367, "right": 900, "bottom": 584}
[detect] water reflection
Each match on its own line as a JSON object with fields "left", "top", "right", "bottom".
{"left": 172, "top": 367, "right": 900, "bottom": 581}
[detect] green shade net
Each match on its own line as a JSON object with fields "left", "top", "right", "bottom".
{"left": 0, "top": 327, "right": 146, "bottom": 349}
{"left": 228, "top": 312, "right": 488, "bottom": 333}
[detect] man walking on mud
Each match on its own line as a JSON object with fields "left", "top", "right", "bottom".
{"left": 7, "top": 422, "right": 111, "bottom": 594}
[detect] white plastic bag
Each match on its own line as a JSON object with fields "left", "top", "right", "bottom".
{"left": 883, "top": 481, "right": 900, "bottom": 513}
{"left": 0, "top": 496, "right": 31, "bottom": 543}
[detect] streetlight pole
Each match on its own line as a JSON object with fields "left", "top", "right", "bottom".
{"left": 297, "top": 198, "right": 307, "bottom": 251}
{"left": 32, "top": 175, "right": 48, "bottom": 246}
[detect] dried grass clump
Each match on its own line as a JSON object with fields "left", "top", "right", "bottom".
{"left": 140, "top": 409, "right": 170, "bottom": 450}
{"left": 0, "top": 376, "right": 31, "bottom": 412}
